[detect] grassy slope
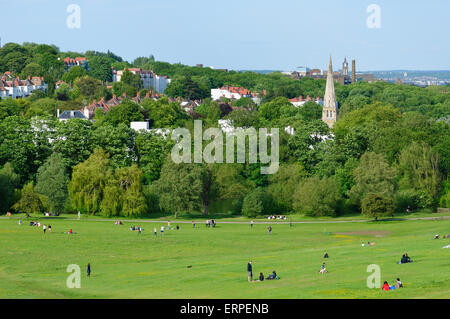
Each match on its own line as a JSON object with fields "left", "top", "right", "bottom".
{"left": 0, "top": 217, "right": 449, "bottom": 299}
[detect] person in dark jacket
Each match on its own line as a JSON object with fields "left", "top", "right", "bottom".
{"left": 247, "top": 261, "right": 253, "bottom": 282}
{"left": 87, "top": 263, "right": 91, "bottom": 277}
{"left": 258, "top": 272, "right": 264, "bottom": 281}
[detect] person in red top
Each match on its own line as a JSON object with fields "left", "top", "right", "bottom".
{"left": 68, "top": 229, "right": 73, "bottom": 234}
{"left": 382, "top": 281, "right": 390, "bottom": 291}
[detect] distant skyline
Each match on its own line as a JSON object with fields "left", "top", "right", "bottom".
{"left": 1, "top": 0, "right": 449, "bottom": 71}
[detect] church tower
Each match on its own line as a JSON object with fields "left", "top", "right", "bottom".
{"left": 322, "top": 55, "right": 338, "bottom": 128}
{"left": 342, "top": 57, "right": 349, "bottom": 76}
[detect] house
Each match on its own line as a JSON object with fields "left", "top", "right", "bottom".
{"left": 289, "top": 95, "right": 323, "bottom": 107}
{"left": 0, "top": 74, "right": 48, "bottom": 99}
{"left": 61, "top": 57, "right": 90, "bottom": 72}
{"left": 112, "top": 68, "right": 171, "bottom": 94}
{"left": 57, "top": 109, "right": 88, "bottom": 121}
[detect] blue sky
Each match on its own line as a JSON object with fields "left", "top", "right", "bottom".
{"left": 1, "top": 0, "right": 449, "bottom": 71}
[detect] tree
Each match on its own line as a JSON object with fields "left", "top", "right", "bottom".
{"left": 68, "top": 149, "right": 111, "bottom": 215}
{"left": 53, "top": 119, "right": 94, "bottom": 170}
{"left": 118, "top": 165, "right": 148, "bottom": 217}
{"left": 121, "top": 69, "right": 143, "bottom": 90}
{"left": 241, "top": 188, "right": 265, "bottom": 218}
{"left": 136, "top": 132, "right": 174, "bottom": 184}
{"left": 101, "top": 100, "right": 144, "bottom": 126}
{"left": 361, "top": 193, "right": 395, "bottom": 220}
{"left": 267, "top": 163, "right": 306, "bottom": 212}
{"left": 0, "top": 163, "right": 19, "bottom": 213}
{"left": 21, "top": 62, "right": 44, "bottom": 78}
{"left": 35, "top": 152, "right": 69, "bottom": 213}
{"left": 91, "top": 123, "right": 136, "bottom": 168}
{"left": 165, "top": 76, "right": 209, "bottom": 100}
{"left": 259, "top": 97, "right": 297, "bottom": 122}
{"left": 62, "top": 66, "right": 87, "bottom": 84}
{"left": 154, "top": 161, "right": 203, "bottom": 218}
{"left": 0, "top": 116, "right": 52, "bottom": 183}
{"left": 101, "top": 165, "right": 147, "bottom": 217}
{"left": 89, "top": 56, "right": 113, "bottom": 82}
{"left": 73, "top": 76, "right": 103, "bottom": 99}
{"left": 287, "top": 120, "right": 330, "bottom": 173}
{"left": 141, "top": 98, "right": 187, "bottom": 128}
{"left": 349, "top": 152, "right": 397, "bottom": 207}
{"left": 293, "top": 176, "right": 341, "bottom": 217}
{"left": 13, "top": 182, "right": 44, "bottom": 214}
{"left": 299, "top": 101, "right": 323, "bottom": 121}
{"left": 397, "top": 141, "right": 441, "bottom": 207}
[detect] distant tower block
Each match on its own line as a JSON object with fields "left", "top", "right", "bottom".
{"left": 352, "top": 59, "right": 356, "bottom": 83}
{"left": 322, "top": 55, "right": 338, "bottom": 128}
{"left": 342, "top": 58, "right": 349, "bottom": 76}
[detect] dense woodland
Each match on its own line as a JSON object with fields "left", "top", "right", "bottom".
{"left": 0, "top": 42, "right": 449, "bottom": 219}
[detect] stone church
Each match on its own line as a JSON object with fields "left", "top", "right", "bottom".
{"left": 321, "top": 56, "right": 338, "bottom": 128}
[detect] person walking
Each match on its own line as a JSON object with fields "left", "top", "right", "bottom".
{"left": 160, "top": 226, "right": 165, "bottom": 235}
{"left": 43, "top": 224, "right": 47, "bottom": 234}
{"left": 78, "top": 211, "right": 81, "bottom": 220}
{"left": 247, "top": 261, "right": 253, "bottom": 282}
{"left": 251, "top": 220, "right": 254, "bottom": 228}
{"left": 87, "top": 263, "right": 91, "bottom": 277}
{"left": 192, "top": 221, "right": 196, "bottom": 228}
{"left": 268, "top": 226, "right": 272, "bottom": 235}
{"left": 154, "top": 227, "right": 157, "bottom": 238}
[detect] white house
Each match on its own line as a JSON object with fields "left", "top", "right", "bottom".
{"left": 0, "top": 74, "right": 48, "bottom": 99}
{"left": 112, "top": 68, "right": 171, "bottom": 94}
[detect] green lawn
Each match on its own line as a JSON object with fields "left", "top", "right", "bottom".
{"left": 0, "top": 216, "right": 449, "bottom": 298}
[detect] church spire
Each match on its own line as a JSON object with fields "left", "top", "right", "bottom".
{"left": 322, "top": 55, "right": 338, "bottom": 128}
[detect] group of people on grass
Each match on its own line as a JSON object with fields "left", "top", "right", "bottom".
{"left": 26, "top": 220, "right": 52, "bottom": 233}
{"left": 434, "top": 234, "right": 449, "bottom": 239}
{"left": 382, "top": 278, "right": 403, "bottom": 291}
{"left": 267, "top": 215, "right": 286, "bottom": 220}
{"left": 130, "top": 226, "right": 143, "bottom": 234}
{"left": 247, "top": 261, "right": 280, "bottom": 282}
{"left": 206, "top": 219, "right": 216, "bottom": 228}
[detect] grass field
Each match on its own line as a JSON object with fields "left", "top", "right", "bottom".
{"left": 0, "top": 215, "right": 449, "bottom": 299}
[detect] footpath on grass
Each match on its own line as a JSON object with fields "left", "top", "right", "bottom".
{"left": 2, "top": 215, "right": 449, "bottom": 225}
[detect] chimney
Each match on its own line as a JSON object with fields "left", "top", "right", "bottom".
{"left": 352, "top": 60, "right": 356, "bottom": 84}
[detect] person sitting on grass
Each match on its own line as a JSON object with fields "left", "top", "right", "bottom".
{"left": 323, "top": 252, "right": 329, "bottom": 258}
{"left": 319, "top": 263, "right": 328, "bottom": 274}
{"left": 400, "top": 253, "right": 412, "bottom": 264}
{"left": 395, "top": 278, "right": 403, "bottom": 289}
{"left": 434, "top": 234, "right": 440, "bottom": 239}
{"left": 382, "top": 281, "right": 390, "bottom": 291}
{"left": 258, "top": 272, "right": 264, "bottom": 282}
{"left": 266, "top": 271, "right": 278, "bottom": 280}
